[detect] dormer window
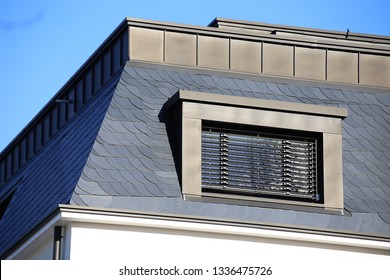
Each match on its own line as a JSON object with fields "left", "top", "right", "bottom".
{"left": 166, "top": 90, "right": 347, "bottom": 213}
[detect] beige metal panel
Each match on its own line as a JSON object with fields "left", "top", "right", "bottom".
{"left": 165, "top": 31, "right": 196, "bottom": 66}
{"left": 129, "top": 27, "right": 164, "bottom": 63}
{"left": 198, "top": 35, "right": 229, "bottom": 70}
{"left": 183, "top": 102, "right": 342, "bottom": 134}
{"left": 327, "top": 51, "right": 358, "bottom": 84}
{"left": 230, "top": 39, "right": 261, "bottom": 73}
{"left": 360, "top": 54, "right": 390, "bottom": 87}
{"left": 295, "top": 47, "right": 326, "bottom": 80}
{"left": 323, "top": 133, "right": 344, "bottom": 209}
{"left": 263, "top": 43, "right": 293, "bottom": 77}
{"left": 182, "top": 115, "right": 202, "bottom": 196}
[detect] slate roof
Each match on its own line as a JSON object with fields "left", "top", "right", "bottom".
{"left": 72, "top": 62, "right": 390, "bottom": 227}
{"left": 0, "top": 72, "right": 120, "bottom": 257}
{"left": 1, "top": 61, "right": 390, "bottom": 257}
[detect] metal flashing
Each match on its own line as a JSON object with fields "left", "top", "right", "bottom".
{"left": 209, "top": 17, "right": 390, "bottom": 45}
{"left": 58, "top": 204, "right": 389, "bottom": 242}
{"left": 167, "top": 89, "right": 348, "bottom": 118}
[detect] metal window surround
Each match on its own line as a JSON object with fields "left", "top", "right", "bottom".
{"left": 166, "top": 89, "right": 347, "bottom": 210}
{"left": 201, "top": 126, "right": 320, "bottom": 202}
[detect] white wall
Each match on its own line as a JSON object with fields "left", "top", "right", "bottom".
{"left": 67, "top": 221, "right": 390, "bottom": 278}
{"left": 10, "top": 234, "right": 54, "bottom": 260}
{"left": 23, "top": 237, "right": 53, "bottom": 260}
{"left": 6, "top": 211, "right": 389, "bottom": 279}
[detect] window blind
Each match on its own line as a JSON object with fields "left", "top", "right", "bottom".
{"left": 201, "top": 126, "right": 320, "bottom": 202}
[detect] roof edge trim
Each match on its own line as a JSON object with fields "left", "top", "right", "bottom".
{"left": 125, "top": 17, "right": 390, "bottom": 54}
{"left": 209, "top": 17, "right": 390, "bottom": 43}
{"left": 57, "top": 204, "right": 390, "bottom": 247}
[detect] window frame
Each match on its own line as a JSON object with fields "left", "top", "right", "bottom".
{"left": 201, "top": 122, "right": 323, "bottom": 203}
{"left": 167, "top": 90, "right": 347, "bottom": 212}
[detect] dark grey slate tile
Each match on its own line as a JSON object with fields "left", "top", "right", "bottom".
{"left": 378, "top": 213, "right": 390, "bottom": 226}
{"left": 226, "top": 88, "right": 244, "bottom": 97}
{"left": 156, "top": 69, "right": 177, "bottom": 82}
{"left": 378, "top": 175, "right": 390, "bottom": 186}
{"left": 372, "top": 151, "right": 390, "bottom": 163}
{"left": 374, "top": 199, "right": 390, "bottom": 212}
{"left": 281, "top": 95, "right": 301, "bottom": 103}
{"left": 296, "top": 97, "right": 317, "bottom": 105}
{"left": 353, "top": 90, "right": 373, "bottom": 104}
{"left": 104, "top": 157, "right": 128, "bottom": 171}
{"left": 87, "top": 154, "right": 114, "bottom": 170}
{"left": 344, "top": 186, "right": 361, "bottom": 199}
{"left": 124, "top": 66, "right": 143, "bottom": 79}
{"left": 358, "top": 104, "right": 381, "bottom": 117}
{"left": 331, "top": 89, "right": 351, "bottom": 102}
{"left": 157, "top": 86, "right": 175, "bottom": 98}
{"left": 359, "top": 186, "right": 384, "bottom": 200}
{"left": 253, "top": 80, "right": 271, "bottom": 93}
{"left": 373, "top": 116, "right": 390, "bottom": 130}
{"left": 375, "top": 93, "right": 390, "bottom": 106}
{"left": 98, "top": 182, "right": 128, "bottom": 196}
{"left": 342, "top": 90, "right": 362, "bottom": 104}
{"left": 133, "top": 121, "right": 167, "bottom": 135}
{"left": 370, "top": 104, "right": 389, "bottom": 116}
{"left": 134, "top": 132, "right": 170, "bottom": 147}
{"left": 201, "top": 74, "right": 220, "bottom": 88}
{"left": 344, "top": 163, "right": 367, "bottom": 177}
{"left": 222, "top": 77, "right": 241, "bottom": 90}
{"left": 363, "top": 92, "right": 382, "bottom": 105}
{"left": 103, "top": 119, "right": 130, "bottom": 134}
{"left": 106, "top": 106, "right": 129, "bottom": 121}
{"left": 287, "top": 84, "right": 306, "bottom": 97}
{"left": 319, "top": 88, "right": 341, "bottom": 101}
{"left": 144, "top": 69, "right": 167, "bottom": 82}
{"left": 244, "top": 79, "right": 261, "bottom": 92}
{"left": 274, "top": 84, "right": 291, "bottom": 96}
{"left": 265, "top": 82, "right": 284, "bottom": 95}
{"left": 299, "top": 86, "right": 314, "bottom": 98}
{"left": 134, "top": 67, "right": 153, "bottom": 81}
{"left": 189, "top": 74, "right": 207, "bottom": 87}
{"left": 365, "top": 163, "right": 388, "bottom": 177}
{"left": 233, "top": 78, "right": 253, "bottom": 91}
{"left": 364, "top": 199, "right": 387, "bottom": 212}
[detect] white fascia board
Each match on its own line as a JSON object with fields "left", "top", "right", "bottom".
{"left": 59, "top": 209, "right": 390, "bottom": 252}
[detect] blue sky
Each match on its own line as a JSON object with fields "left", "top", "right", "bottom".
{"left": 1, "top": 0, "right": 389, "bottom": 152}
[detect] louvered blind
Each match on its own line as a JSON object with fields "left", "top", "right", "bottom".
{"left": 202, "top": 126, "right": 320, "bottom": 202}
